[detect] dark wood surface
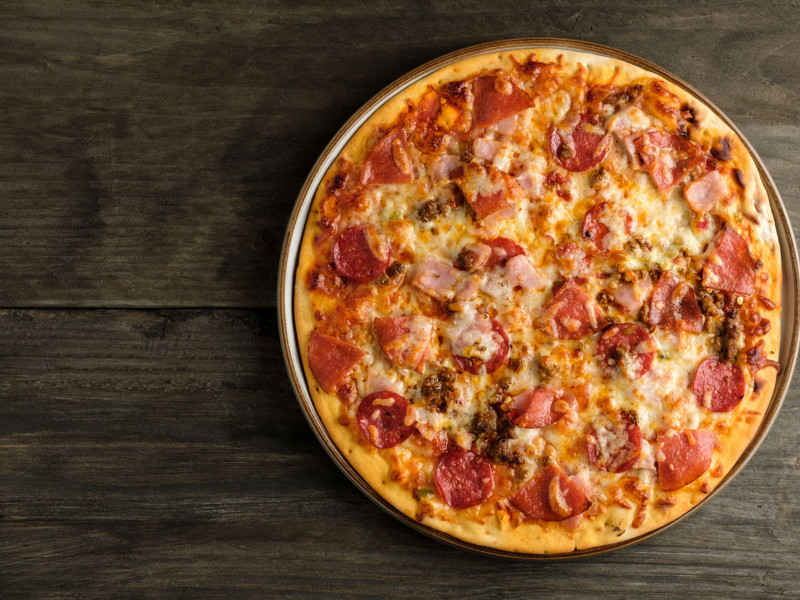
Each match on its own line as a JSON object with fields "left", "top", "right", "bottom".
{"left": 1, "top": 2, "right": 798, "bottom": 598}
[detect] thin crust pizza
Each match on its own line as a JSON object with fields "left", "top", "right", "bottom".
{"left": 293, "top": 47, "right": 782, "bottom": 554}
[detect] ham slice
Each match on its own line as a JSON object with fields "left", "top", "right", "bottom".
{"left": 607, "top": 106, "right": 651, "bottom": 138}
{"left": 612, "top": 278, "right": 653, "bottom": 314}
{"left": 412, "top": 255, "right": 460, "bottom": 301}
{"left": 513, "top": 154, "right": 546, "bottom": 200}
{"left": 515, "top": 170, "right": 545, "bottom": 199}
{"left": 505, "top": 255, "right": 547, "bottom": 290}
{"left": 455, "top": 273, "right": 484, "bottom": 301}
{"left": 473, "top": 138, "right": 503, "bottom": 161}
{"left": 684, "top": 170, "right": 727, "bottom": 214}
{"left": 489, "top": 114, "right": 518, "bottom": 136}
{"left": 430, "top": 154, "right": 460, "bottom": 183}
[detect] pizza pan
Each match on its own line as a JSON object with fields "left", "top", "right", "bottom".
{"left": 278, "top": 38, "right": 800, "bottom": 559}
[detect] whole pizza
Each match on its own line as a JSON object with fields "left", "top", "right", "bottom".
{"left": 293, "top": 47, "right": 782, "bottom": 554}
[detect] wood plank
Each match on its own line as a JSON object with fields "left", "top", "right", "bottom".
{"left": 0, "top": 2, "right": 797, "bottom": 307}
{"left": 0, "top": 309, "right": 797, "bottom": 597}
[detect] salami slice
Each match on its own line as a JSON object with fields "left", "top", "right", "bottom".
{"left": 511, "top": 387, "right": 566, "bottom": 428}
{"left": 332, "top": 224, "right": 392, "bottom": 283}
{"left": 581, "top": 203, "right": 632, "bottom": 252}
{"left": 649, "top": 271, "right": 703, "bottom": 333}
{"left": 455, "top": 162, "right": 523, "bottom": 220}
{"left": 510, "top": 465, "right": 591, "bottom": 521}
{"left": 549, "top": 113, "right": 610, "bottom": 172}
{"left": 356, "top": 391, "right": 415, "bottom": 449}
{"left": 581, "top": 203, "right": 610, "bottom": 249}
{"left": 472, "top": 75, "right": 534, "bottom": 128}
{"left": 586, "top": 412, "right": 642, "bottom": 473}
{"left": 692, "top": 357, "right": 746, "bottom": 412}
{"left": 308, "top": 330, "right": 365, "bottom": 394}
{"left": 629, "top": 129, "right": 705, "bottom": 191}
{"left": 451, "top": 318, "right": 510, "bottom": 375}
{"left": 484, "top": 237, "right": 526, "bottom": 268}
{"left": 702, "top": 225, "right": 756, "bottom": 296}
{"left": 434, "top": 447, "right": 494, "bottom": 509}
{"left": 596, "top": 323, "right": 654, "bottom": 378}
{"left": 374, "top": 316, "right": 433, "bottom": 374}
{"left": 360, "top": 129, "right": 415, "bottom": 185}
{"left": 657, "top": 429, "right": 717, "bottom": 491}
{"left": 544, "top": 278, "right": 606, "bottom": 340}
{"left": 412, "top": 89, "right": 453, "bottom": 154}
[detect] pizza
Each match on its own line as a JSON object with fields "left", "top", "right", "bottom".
{"left": 293, "top": 47, "right": 782, "bottom": 554}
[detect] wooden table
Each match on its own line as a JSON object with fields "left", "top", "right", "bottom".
{"left": 2, "top": 2, "right": 798, "bottom": 597}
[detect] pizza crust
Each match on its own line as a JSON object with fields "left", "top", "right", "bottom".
{"left": 294, "top": 46, "right": 782, "bottom": 555}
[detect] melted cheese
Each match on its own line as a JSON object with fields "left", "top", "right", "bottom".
{"left": 300, "top": 53, "right": 778, "bottom": 549}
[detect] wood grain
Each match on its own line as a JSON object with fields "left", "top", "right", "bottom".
{"left": 0, "top": 1, "right": 797, "bottom": 307}
{"left": 0, "top": 310, "right": 798, "bottom": 598}
{"left": 0, "top": 1, "right": 799, "bottom": 597}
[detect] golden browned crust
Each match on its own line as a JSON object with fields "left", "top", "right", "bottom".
{"left": 294, "top": 47, "right": 781, "bottom": 554}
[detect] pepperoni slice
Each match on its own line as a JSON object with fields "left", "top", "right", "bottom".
{"left": 472, "top": 75, "right": 534, "bottom": 128}
{"left": 549, "top": 113, "right": 610, "bottom": 172}
{"left": 455, "top": 162, "right": 523, "bottom": 220}
{"left": 332, "top": 224, "right": 391, "bottom": 283}
{"left": 657, "top": 429, "right": 717, "bottom": 491}
{"left": 545, "top": 278, "right": 607, "bottom": 340}
{"left": 360, "top": 129, "right": 414, "bottom": 185}
{"left": 356, "top": 391, "right": 415, "bottom": 449}
{"left": 308, "top": 330, "right": 366, "bottom": 394}
{"left": 374, "top": 316, "right": 433, "bottom": 374}
{"left": 511, "top": 387, "right": 565, "bottom": 428}
{"left": 702, "top": 225, "right": 756, "bottom": 296}
{"left": 649, "top": 271, "right": 703, "bottom": 333}
{"left": 586, "top": 412, "right": 642, "bottom": 472}
{"left": 434, "top": 447, "right": 494, "bottom": 509}
{"left": 510, "top": 465, "right": 591, "bottom": 521}
{"left": 596, "top": 323, "right": 654, "bottom": 378}
{"left": 483, "top": 237, "right": 526, "bottom": 268}
{"left": 630, "top": 129, "right": 705, "bottom": 191}
{"left": 692, "top": 357, "right": 746, "bottom": 412}
{"left": 451, "top": 318, "right": 510, "bottom": 375}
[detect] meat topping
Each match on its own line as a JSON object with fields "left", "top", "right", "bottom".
{"left": 420, "top": 368, "right": 458, "bottom": 413}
